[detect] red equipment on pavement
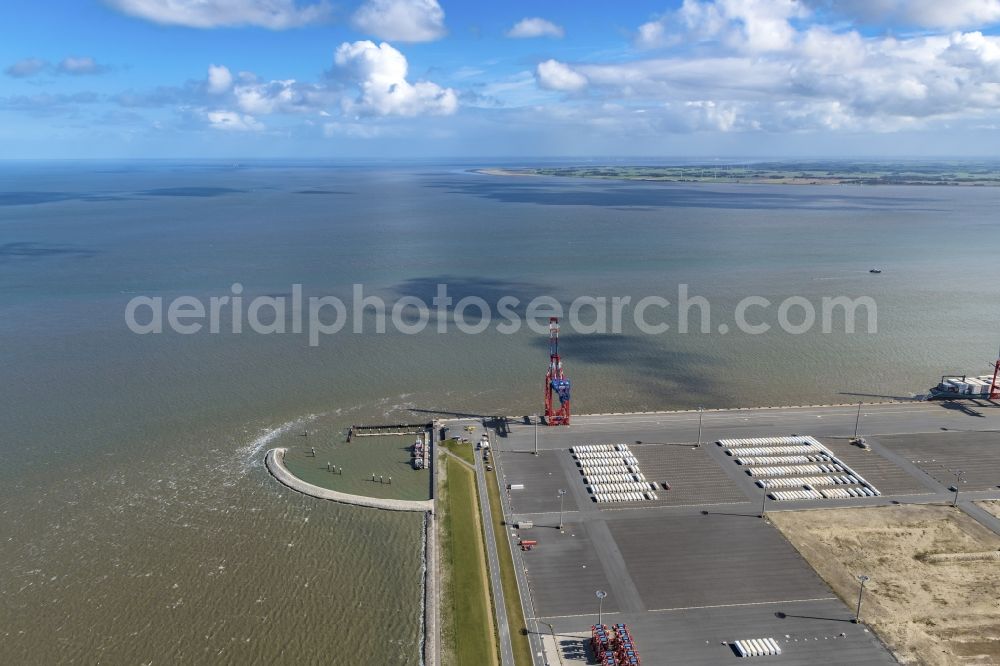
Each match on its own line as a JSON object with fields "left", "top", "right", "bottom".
{"left": 590, "top": 623, "right": 642, "bottom": 666}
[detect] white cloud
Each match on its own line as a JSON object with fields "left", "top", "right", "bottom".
{"left": 203, "top": 65, "right": 338, "bottom": 114}
{"left": 635, "top": 20, "right": 669, "bottom": 49}
{"left": 4, "top": 57, "right": 48, "bottom": 78}
{"left": 351, "top": 0, "right": 445, "bottom": 42}
{"left": 235, "top": 80, "right": 291, "bottom": 113}
{"left": 334, "top": 40, "right": 457, "bottom": 116}
{"left": 107, "top": 0, "right": 330, "bottom": 29}
{"left": 535, "top": 59, "right": 588, "bottom": 92}
{"left": 5, "top": 56, "right": 108, "bottom": 77}
{"left": 207, "top": 64, "right": 233, "bottom": 94}
{"left": 233, "top": 78, "right": 333, "bottom": 114}
{"left": 550, "top": 4, "right": 1000, "bottom": 136}
{"left": 808, "top": 0, "right": 1000, "bottom": 30}
{"left": 506, "top": 17, "right": 565, "bottom": 39}
{"left": 57, "top": 56, "right": 105, "bottom": 75}
{"left": 681, "top": 100, "right": 740, "bottom": 131}
{"left": 638, "top": 0, "right": 808, "bottom": 53}
{"left": 206, "top": 110, "right": 264, "bottom": 130}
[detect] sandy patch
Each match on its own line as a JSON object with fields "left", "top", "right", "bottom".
{"left": 977, "top": 500, "right": 1000, "bottom": 521}
{"left": 771, "top": 504, "right": 1000, "bottom": 665}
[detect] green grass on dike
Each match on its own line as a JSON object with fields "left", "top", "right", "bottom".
{"left": 484, "top": 465, "right": 534, "bottom": 666}
{"left": 440, "top": 437, "right": 475, "bottom": 466}
{"left": 441, "top": 456, "right": 498, "bottom": 666}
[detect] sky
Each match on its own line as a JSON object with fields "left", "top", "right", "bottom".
{"left": 3, "top": 0, "right": 1000, "bottom": 159}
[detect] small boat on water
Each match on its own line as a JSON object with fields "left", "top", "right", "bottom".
{"left": 869, "top": 268, "right": 882, "bottom": 274}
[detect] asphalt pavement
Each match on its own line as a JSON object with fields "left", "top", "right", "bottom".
{"left": 446, "top": 402, "right": 1000, "bottom": 665}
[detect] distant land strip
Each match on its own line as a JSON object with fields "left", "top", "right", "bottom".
{"left": 477, "top": 161, "right": 1000, "bottom": 186}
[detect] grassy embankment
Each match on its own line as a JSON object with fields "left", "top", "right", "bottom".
{"left": 439, "top": 455, "right": 498, "bottom": 666}
{"left": 484, "top": 464, "right": 534, "bottom": 666}
{"left": 440, "top": 437, "right": 475, "bottom": 465}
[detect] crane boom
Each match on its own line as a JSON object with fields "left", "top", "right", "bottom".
{"left": 544, "top": 317, "right": 571, "bottom": 425}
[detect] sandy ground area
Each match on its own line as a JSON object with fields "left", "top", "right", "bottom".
{"left": 771, "top": 505, "right": 1000, "bottom": 666}
{"left": 977, "top": 500, "right": 1000, "bottom": 520}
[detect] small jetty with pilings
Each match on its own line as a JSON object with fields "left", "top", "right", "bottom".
{"left": 345, "top": 421, "right": 433, "bottom": 470}
{"left": 347, "top": 422, "right": 432, "bottom": 442}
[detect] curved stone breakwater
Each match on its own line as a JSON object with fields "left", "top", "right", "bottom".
{"left": 265, "top": 448, "right": 434, "bottom": 513}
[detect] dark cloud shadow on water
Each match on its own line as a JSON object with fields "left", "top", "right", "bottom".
{"left": 138, "top": 187, "right": 246, "bottom": 197}
{"left": 528, "top": 332, "right": 725, "bottom": 404}
{"left": 387, "top": 275, "right": 724, "bottom": 403}
{"left": 294, "top": 189, "right": 353, "bottom": 195}
{"left": 0, "top": 192, "right": 130, "bottom": 206}
{"left": 0, "top": 242, "right": 96, "bottom": 261}
{"left": 421, "top": 176, "right": 945, "bottom": 212}
{"left": 0, "top": 187, "right": 243, "bottom": 205}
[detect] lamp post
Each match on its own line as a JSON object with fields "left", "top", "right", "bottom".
{"left": 557, "top": 489, "right": 566, "bottom": 530}
{"left": 595, "top": 590, "right": 607, "bottom": 628}
{"left": 697, "top": 406, "right": 704, "bottom": 446}
{"left": 760, "top": 488, "right": 767, "bottom": 518}
{"left": 951, "top": 470, "right": 966, "bottom": 506}
{"left": 533, "top": 415, "right": 539, "bottom": 455}
{"left": 854, "top": 401, "right": 862, "bottom": 439}
{"left": 853, "top": 575, "right": 870, "bottom": 623}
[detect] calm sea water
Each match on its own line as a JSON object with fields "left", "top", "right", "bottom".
{"left": 2, "top": 161, "right": 1000, "bottom": 663}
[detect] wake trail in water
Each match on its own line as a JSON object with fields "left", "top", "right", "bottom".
{"left": 237, "top": 414, "right": 321, "bottom": 476}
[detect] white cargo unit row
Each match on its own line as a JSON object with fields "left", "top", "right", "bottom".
{"left": 570, "top": 443, "right": 632, "bottom": 453}
{"left": 734, "top": 454, "right": 832, "bottom": 465}
{"left": 725, "top": 445, "right": 823, "bottom": 457}
{"left": 583, "top": 473, "right": 647, "bottom": 483}
{"left": 770, "top": 489, "right": 823, "bottom": 501}
{"left": 756, "top": 474, "right": 861, "bottom": 489}
{"left": 746, "top": 464, "right": 845, "bottom": 477}
{"left": 578, "top": 458, "right": 631, "bottom": 466}
{"left": 586, "top": 478, "right": 652, "bottom": 488}
{"left": 819, "top": 487, "right": 879, "bottom": 499}
{"left": 589, "top": 457, "right": 638, "bottom": 466}
{"left": 593, "top": 491, "right": 657, "bottom": 503}
{"left": 573, "top": 443, "right": 654, "bottom": 503}
{"left": 720, "top": 433, "right": 881, "bottom": 500}
{"left": 574, "top": 452, "right": 625, "bottom": 460}
{"left": 718, "top": 436, "right": 819, "bottom": 448}
{"left": 577, "top": 458, "right": 628, "bottom": 468}
{"left": 576, "top": 454, "right": 640, "bottom": 464}
{"left": 580, "top": 465, "right": 640, "bottom": 475}
{"left": 733, "top": 637, "right": 782, "bottom": 657}
{"left": 570, "top": 444, "right": 616, "bottom": 453}
{"left": 588, "top": 482, "right": 657, "bottom": 493}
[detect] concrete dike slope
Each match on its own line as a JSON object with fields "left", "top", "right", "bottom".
{"left": 265, "top": 448, "right": 434, "bottom": 513}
